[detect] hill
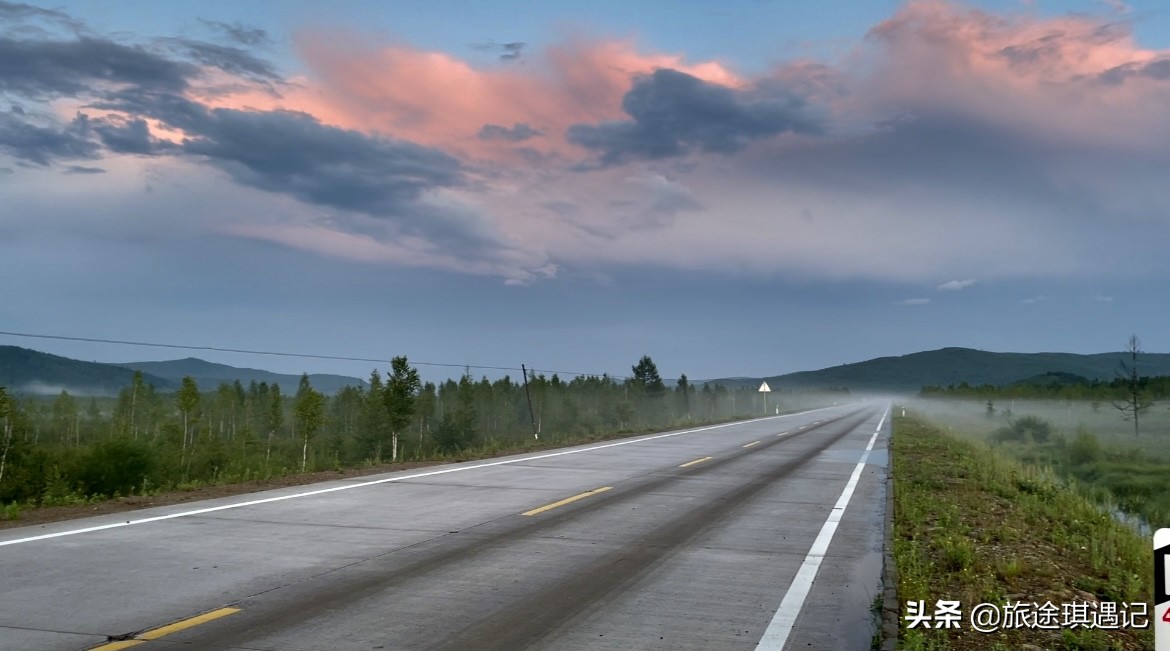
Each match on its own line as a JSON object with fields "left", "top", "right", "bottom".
{"left": 120, "top": 358, "right": 364, "bottom": 394}
{"left": 706, "top": 347, "right": 1170, "bottom": 392}
{"left": 0, "top": 345, "right": 175, "bottom": 395}
{"left": 0, "top": 346, "right": 365, "bottom": 396}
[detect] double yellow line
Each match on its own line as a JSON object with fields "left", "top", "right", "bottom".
{"left": 90, "top": 608, "right": 240, "bottom": 650}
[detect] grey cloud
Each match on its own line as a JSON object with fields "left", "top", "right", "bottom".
{"left": 566, "top": 68, "right": 821, "bottom": 167}
{"left": 63, "top": 165, "right": 104, "bottom": 174}
{"left": 499, "top": 42, "right": 524, "bottom": 62}
{"left": 174, "top": 105, "right": 464, "bottom": 217}
{"left": 0, "top": 1, "right": 82, "bottom": 33}
{"left": 477, "top": 122, "right": 541, "bottom": 142}
{"left": 0, "top": 36, "right": 193, "bottom": 99}
{"left": 472, "top": 40, "right": 525, "bottom": 63}
{"left": 198, "top": 19, "right": 269, "bottom": 46}
{"left": 92, "top": 116, "right": 170, "bottom": 155}
{"left": 94, "top": 91, "right": 539, "bottom": 279}
{"left": 0, "top": 111, "right": 98, "bottom": 165}
{"left": 1099, "top": 58, "right": 1170, "bottom": 84}
{"left": 625, "top": 174, "right": 702, "bottom": 228}
{"left": 164, "top": 38, "right": 279, "bottom": 81}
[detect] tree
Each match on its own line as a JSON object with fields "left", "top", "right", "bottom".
{"left": 385, "top": 356, "right": 421, "bottom": 462}
{"left": 1113, "top": 334, "right": 1153, "bottom": 437}
{"left": 293, "top": 374, "right": 325, "bottom": 471}
{"left": 359, "top": 371, "right": 389, "bottom": 462}
{"left": 177, "top": 376, "right": 201, "bottom": 451}
{"left": 0, "top": 388, "right": 12, "bottom": 488}
{"left": 265, "top": 383, "right": 283, "bottom": 468}
{"left": 628, "top": 355, "right": 667, "bottom": 425}
{"left": 51, "top": 390, "right": 78, "bottom": 446}
{"left": 434, "top": 373, "right": 479, "bottom": 454}
{"left": 631, "top": 356, "right": 666, "bottom": 398}
{"left": 676, "top": 374, "right": 691, "bottom": 419}
{"left": 114, "top": 371, "right": 148, "bottom": 439}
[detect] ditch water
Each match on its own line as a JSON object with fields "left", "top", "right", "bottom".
{"left": 1106, "top": 504, "right": 1152, "bottom": 538}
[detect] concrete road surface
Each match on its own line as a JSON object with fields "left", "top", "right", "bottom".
{"left": 0, "top": 402, "right": 890, "bottom": 651}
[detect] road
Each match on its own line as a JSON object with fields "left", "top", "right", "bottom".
{"left": 0, "top": 403, "right": 890, "bottom": 651}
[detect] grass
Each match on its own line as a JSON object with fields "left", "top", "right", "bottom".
{"left": 892, "top": 410, "right": 1153, "bottom": 650}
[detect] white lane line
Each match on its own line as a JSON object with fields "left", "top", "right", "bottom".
{"left": 755, "top": 405, "right": 890, "bottom": 651}
{"left": 0, "top": 405, "right": 850, "bottom": 547}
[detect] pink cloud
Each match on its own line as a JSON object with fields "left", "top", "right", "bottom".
{"left": 862, "top": 0, "right": 1170, "bottom": 148}
{"left": 202, "top": 33, "right": 743, "bottom": 162}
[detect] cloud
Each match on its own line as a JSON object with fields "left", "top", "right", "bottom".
{"left": 63, "top": 164, "right": 104, "bottom": 174}
{"left": 566, "top": 68, "right": 821, "bottom": 166}
{"left": 472, "top": 41, "right": 525, "bottom": 63}
{"left": 0, "top": 1, "right": 83, "bottom": 33}
{"left": 0, "top": 35, "right": 193, "bottom": 99}
{"left": 286, "top": 34, "right": 744, "bottom": 160}
{"left": 173, "top": 105, "right": 464, "bottom": 217}
{"left": 91, "top": 116, "right": 170, "bottom": 154}
{"left": 477, "top": 122, "right": 542, "bottom": 142}
{"left": 199, "top": 19, "right": 270, "bottom": 47}
{"left": 8, "top": 0, "right": 1170, "bottom": 288}
{"left": 1019, "top": 295, "right": 1046, "bottom": 304}
{"left": 0, "top": 111, "right": 98, "bottom": 164}
{"left": 163, "top": 38, "right": 280, "bottom": 82}
{"left": 894, "top": 298, "right": 931, "bottom": 305}
{"left": 937, "top": 279, "right": 976, "bottom": 291}
{"left": 0, "top": 9, "right": 559, "bottom": 283}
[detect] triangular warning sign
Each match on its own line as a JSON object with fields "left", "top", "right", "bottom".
{"left": 758, "top": 381, "right": 771, "bottom": 392}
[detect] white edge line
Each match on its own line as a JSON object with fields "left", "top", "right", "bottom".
{"left": 0, "top": 404, "right": 850, "bottom": 547}
{"left": 754, "top": 405, "right": 890, "bottom": 651}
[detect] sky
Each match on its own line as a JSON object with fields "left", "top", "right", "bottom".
{"left": 2, "top": 0, "right": 1170, "bottom": 384}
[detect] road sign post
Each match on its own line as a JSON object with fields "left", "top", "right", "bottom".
{"left": 1157, "top": 528, "right": 1169, "bottom": 651}
{"left": 758, "top": 381, "right": 771, "bottom": 416}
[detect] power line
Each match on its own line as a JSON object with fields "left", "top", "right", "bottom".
{"left": 0, "top": 330, "right": 633, "bottom": 380}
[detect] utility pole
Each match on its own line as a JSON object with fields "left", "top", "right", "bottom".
{"left": 521, "top": 364, "right": 539, "bottom": 440}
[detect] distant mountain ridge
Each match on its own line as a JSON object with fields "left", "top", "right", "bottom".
{"left": 120, "top": 358, "right": 364, "bottom": 395}
{"left": 706, "top": 347, "right": 1170, "bottom": 392}
{"left": 0, "top": 346, "right": 365, "bottom": 396}
{"left": 0, "top": 346, "right": 175, "bottom": 395}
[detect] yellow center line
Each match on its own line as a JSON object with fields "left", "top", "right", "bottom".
{"left": 742, "top": 441, "right": 761, "bottom": 448}
{"left": 679, "top": 456, "right": 713, "bottom": 468}
{"left": 140, "top": 608, "right": 241, "bottom": 640}
{"left": 88, "top": 608, "right": 241, "bottom": 650}
{"left": 522, "top": 486, "right": 612, "bottom": 516}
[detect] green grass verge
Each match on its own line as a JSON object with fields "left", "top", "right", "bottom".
{"left": 893, "top": 410, "right": 1153, "bottom": 651}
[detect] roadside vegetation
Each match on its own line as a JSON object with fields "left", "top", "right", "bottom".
{"left": 0, "top": 355, "right": 842, "bottom": 521}
{"left": 893, "top": 410, "right": 1153, "bottom": 651}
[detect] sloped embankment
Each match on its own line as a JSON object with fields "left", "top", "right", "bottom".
{"left": 891, "top": 412, "right": 1153, "bottom": 650}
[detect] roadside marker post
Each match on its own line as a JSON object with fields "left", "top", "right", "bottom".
{"left": 1157, "top": 528, "right": 1169, "bottom": 651}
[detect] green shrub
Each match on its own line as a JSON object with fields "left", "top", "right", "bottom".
{"left": 992, "top": 415, "right": 1055, "bottom": 444}
{"left": 1068, "top": 428, "right": 1102, "bottom": 465}
{"left": 78, "top": 438, "right": 154, "bottom": 497}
